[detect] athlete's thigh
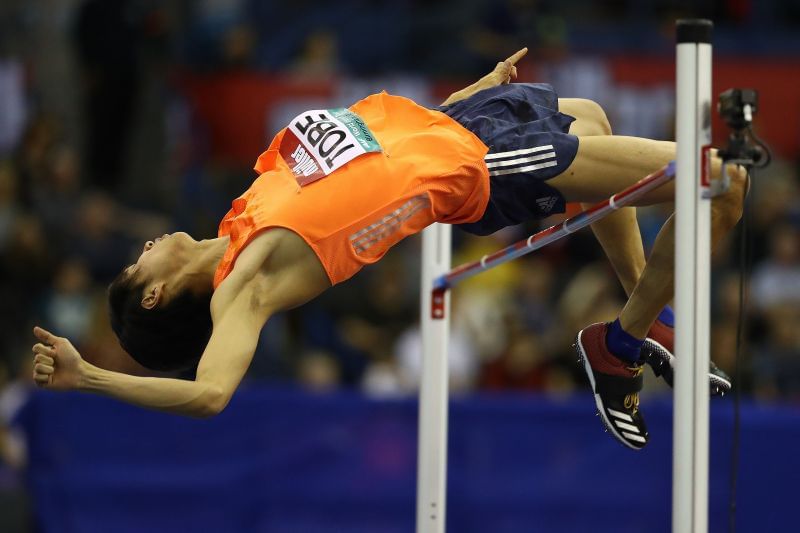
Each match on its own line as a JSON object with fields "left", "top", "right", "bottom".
{"left": 548, "top": 135, "right": 676, "bottom": 204}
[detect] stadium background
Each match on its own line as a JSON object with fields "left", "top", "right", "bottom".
{"left": 1, "top": 1, "right": 799, "bottom": 531}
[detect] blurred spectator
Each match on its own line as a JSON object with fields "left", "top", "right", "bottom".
{"left": 387, "top": 322, "right": 479, "bottom": 395}
{"left": 0, "top": 161, "right": 19, "bottom": 249}
{"left": 512, "top": 256, "right": 557, "bottom": 336}
{"left": 750, "top": 223, "right": 800, "bottom": 311}
{"left": 73, "top": 192, "right": 135, "bottom": 282}
{"left": 480, "top": 330, "right": 574, "bottom": 392}
{"left": 30, "top": 144, "right": 82, "bottom": 242}
{"left": 1, "top": 214, "right": 53, "bottom": 298}
{"left": 290, "top": 30, "right": 340, "bottom": 79}
{"left": 220, "top": 24, "right": 256, "bottom": 69}
{"left": 750, "top": 162, "right": 800, "bottom": 257}
{"left": 183, "top": 0, "right": 250, "bottom": 69}
{"left": 453, "top": 232, "right": 521, "bottom": 360}
{"left": 0, "top": 57, "right": 26, "bottom": 156}
{"left": 0, "top": 214, "right": 53, "bottom": 367}
{"left": 41, "top": 259, "right": 93, "bottom": 345}
{"left": 297, "top": 349, "right": 342, "bottom": 393}
{"left": 751, "top": 304, "right": 800, "bottom": 401}
{"left": 557, "top": 261, "right": 625, "bottom": 341}
{"left": 465, "top": 0, "right": 551, "bottom": 72}
{"left": 14, "top": 114, "right": 61, "bottom": 201}
{"left": 711, "top": 321, "right": 740, "bottom": 384}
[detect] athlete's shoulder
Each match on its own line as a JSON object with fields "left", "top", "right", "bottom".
{"left": 211, "top": 230, "right": 282, "bottom": 313}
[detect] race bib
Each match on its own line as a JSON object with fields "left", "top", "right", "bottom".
{"left": 279, "top": 108, "right": 382, "bottom": 186}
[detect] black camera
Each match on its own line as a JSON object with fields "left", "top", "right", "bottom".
{"left": 717, "top": 88, "right": 769, "bottom": 167}
{"left": 718, "top": 89, "right": 758, "bottom": 131}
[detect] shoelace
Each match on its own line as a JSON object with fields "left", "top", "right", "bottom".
{"left": 623, "top": 365, "right": 645, "bottom": 413}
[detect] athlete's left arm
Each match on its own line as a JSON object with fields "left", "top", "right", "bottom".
{"left": 440, "top": 47, "right": 527, "bottom": 106}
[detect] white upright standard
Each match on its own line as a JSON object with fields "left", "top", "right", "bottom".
{"left": 417, "top": 223, "right": 452, "bottom": 533}
{"left": 673, "top": 19, "right": 713, "bottom": 533}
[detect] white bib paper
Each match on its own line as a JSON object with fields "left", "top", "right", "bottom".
{"left": 280, "top": 108, "right": 381, "bottom": 186}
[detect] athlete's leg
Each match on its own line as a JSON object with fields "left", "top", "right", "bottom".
{"left": 559, "top": 98, "right": 610, "bottom": 136}
{"left": 619, "top": 173, "right": 745, "bottom": 337}
{"left": 550, "top": 135, "right": 678, "bottom": 204}
{"left": 550, "top": 135, "right": 747, "bottom": 337}
{"left": 559, "top": 98, "right": 645, "bottom": 295}
{"left": 557, "top": 135, "right": 745, "bottom": 449}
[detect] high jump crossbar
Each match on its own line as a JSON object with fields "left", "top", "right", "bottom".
{"left": 433, "top": 162, "right": 674, "bottom": 295}
{"left": 417, "top": 19, "right": 712, "bottom": 533}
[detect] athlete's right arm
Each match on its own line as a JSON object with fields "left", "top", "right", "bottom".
{"left": 31, "top": 280, "right": 270, "bottom": 418}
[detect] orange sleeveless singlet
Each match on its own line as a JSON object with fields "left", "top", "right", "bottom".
{"left": 213, "top": 92, "right": 490, "bottom": 288}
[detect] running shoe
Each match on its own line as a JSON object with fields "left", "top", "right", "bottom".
{"left": 575, "top": 322, "right": 648, "bottom": 450}
{"left": 640, "top": 319, "right": 732, "bottom": 396}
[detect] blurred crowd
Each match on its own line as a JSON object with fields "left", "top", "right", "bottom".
{"left": 1, "top": 0, "right": 800, "bottom": 501}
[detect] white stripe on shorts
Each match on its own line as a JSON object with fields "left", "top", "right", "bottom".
{"left": 485, "top": 151, "right": 556, "bottom": 169}
{"left": 488, "top": 160, "right": 559, "bottom": 177}
{"left": 484, "top": 144, "right": 554, "bottom": 161}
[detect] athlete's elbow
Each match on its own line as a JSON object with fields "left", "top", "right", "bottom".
{"left": 194, "top": 402, "right": 224, "bottom": 419}
{"left": 194, "top": 385, "right": 230, "bottom": 418}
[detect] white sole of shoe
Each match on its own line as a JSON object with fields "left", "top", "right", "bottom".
{"left": 645, "top": 337, "right": 732, "bottom": 395}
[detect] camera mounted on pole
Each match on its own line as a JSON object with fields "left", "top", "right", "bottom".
{"left": 707, "top": 88, "right": 771, "bottom": 197}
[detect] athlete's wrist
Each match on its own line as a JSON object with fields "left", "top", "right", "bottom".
{"left": 76, "top": 360, "right": 102, "bottom": 393}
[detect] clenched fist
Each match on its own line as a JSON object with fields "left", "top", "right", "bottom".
{"left": 32, "top": 326, "right": 85, "bottom": 391}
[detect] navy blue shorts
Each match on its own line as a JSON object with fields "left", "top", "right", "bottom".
{"left": 439, "top": 83, "right": 579, "bottom": 236}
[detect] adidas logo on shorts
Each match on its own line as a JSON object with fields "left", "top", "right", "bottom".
{"left": 536, "top": 196, "right": 558, "bottom": 212}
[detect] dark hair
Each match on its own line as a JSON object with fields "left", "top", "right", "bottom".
{"left": 108, "top": 269, "right": 213, "bottom": 372}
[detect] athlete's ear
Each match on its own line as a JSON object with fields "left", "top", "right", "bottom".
{"left": 141, "top": 283, "right": 165, "bottom": 310}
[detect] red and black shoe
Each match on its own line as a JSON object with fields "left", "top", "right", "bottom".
{"left": 640, "top": 319, "right": 732, "bottom": 396}
{"left": 575, "top": 322, "right": 648, "bottom": 450}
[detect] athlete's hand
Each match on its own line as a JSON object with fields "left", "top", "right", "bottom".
{"left": 487, "top": 47, "right": 527, "bottom": 85}
{"left": 441, "top": 47, "right": 528, "bottom": 106}
{"left": 31, "top": 326, "right": 86, "bottom": 391}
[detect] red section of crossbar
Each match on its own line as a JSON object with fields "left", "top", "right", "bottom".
{"left": 701, "top": 145, "right": 712, "bottom": 188}
{"left": 430, "top": 288, "right": 447, "bottom": 320}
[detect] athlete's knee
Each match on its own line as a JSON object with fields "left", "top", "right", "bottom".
{"left": 575, "top": 98, "right": 612, "bottom": 136}
{"left": 712, "top": 163, "right": 748, "bottom": 229}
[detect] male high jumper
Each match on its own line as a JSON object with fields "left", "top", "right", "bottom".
{"left": 31, "top": 49, "right": 740, "bottom": 450}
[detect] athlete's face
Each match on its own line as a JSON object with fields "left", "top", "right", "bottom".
{"left": 126, "top": 232, "right": 195, "bottom": 290}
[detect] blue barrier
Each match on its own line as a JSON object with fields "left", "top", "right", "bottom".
{"left": 16, "top": 386, "right": 800, "bottom": 533}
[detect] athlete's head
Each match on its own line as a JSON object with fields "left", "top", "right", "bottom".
{"left": 108, "top": 232, "right": 212, "bottom": 372}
